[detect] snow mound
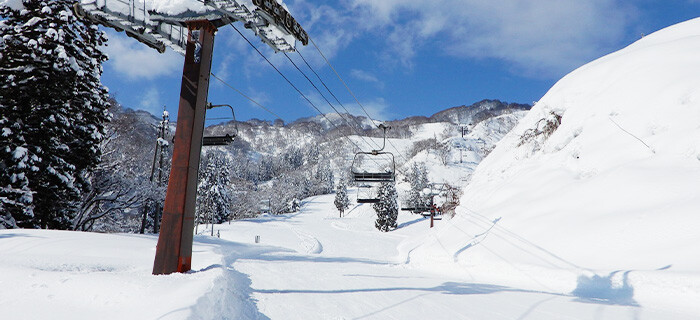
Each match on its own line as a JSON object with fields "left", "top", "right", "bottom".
{"left": 409, "top": 17, "right": 700, "bottom": 315}
{"left": 0, "top": 229, "right": 262, "bottom": 319}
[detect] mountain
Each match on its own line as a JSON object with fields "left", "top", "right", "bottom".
{"left": 429, "top": 99, "right": 531, "bottom": 125}
{"left": 410, "top": 17, "right": 700, "bottom": 313}
{"left": 96, "top": 99, "right": 528, "bottom": 227}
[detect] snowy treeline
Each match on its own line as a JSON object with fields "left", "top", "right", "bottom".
{"left": 0, "top": 0, "right": 528, "bottom": 233}
{"left": 0, "top": 0, "right": 110, "bottom": 229}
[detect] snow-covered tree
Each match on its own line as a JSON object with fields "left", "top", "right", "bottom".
{"left": 314, "top": 159, "right": 334, "bottom": 195}
{"left": 73, "top": 100, "right": 162, "bottom": 232}
{"left": 0, "top": 208, "right": 17, "bottom": 229}
{"left": 405, "top": 162, "right": 429, "bottom": 209}
{"left": 334, "top": 179, "right": 350, "bottom": 217}
{"left": 197, "top": 150, "right": 233, "bottom": 225}
{"left": 0, "top": 0, "right": 110, "bottom": 229}
{"left": 373, "top": 182, "right": 398, "bottom": 232}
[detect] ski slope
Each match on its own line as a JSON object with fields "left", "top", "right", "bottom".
{"left": 2, "top": 190, "right": 696, "bottom": 319}
{"left": 411, "top": 16, "right": 700, "bottom": 319}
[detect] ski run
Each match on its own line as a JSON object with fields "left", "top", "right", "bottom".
{"left": 2, "top": 3, "right": 700, "bottom": 320}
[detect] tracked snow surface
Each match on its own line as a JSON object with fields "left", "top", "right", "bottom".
{"left": 417, "top": 17, "right": 700, "bottom": 317}
{"left": 3, "top": 17, "right": 700, "bottom": 320}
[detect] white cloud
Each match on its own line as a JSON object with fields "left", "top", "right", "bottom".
{"left": 102, "top": 31, "right": 182, "bottom": 80}
{"left": 350, "top": 69, "right": 384, "bottom": 88}
{"left": 138, "top": 87, "right": 163, "bottom": 116}
{"left": 302, "top": 91, "right": 391, "bottom": 122}
{"left": 348, "top": 0, "right": 635, "bottom": 77}
{"left": 351, "top": 97, "right": 392, "bottom": 122}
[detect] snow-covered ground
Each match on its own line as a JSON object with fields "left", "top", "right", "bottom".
{"left": 4, "top": 10, "right": 700, "bottom": 320}
{"left": 413, "top": 16, "right": 700, "bottom": 318}
{"left": 1, "top": 191, "right": 695, "bottom": 319}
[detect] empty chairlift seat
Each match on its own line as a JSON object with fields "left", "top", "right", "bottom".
{"left": 202, "top": 103, "right": 238, "bottom": 147}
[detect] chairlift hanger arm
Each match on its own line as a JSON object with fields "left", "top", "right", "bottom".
{"left": 371, "top": 123, "right": 391, "bottom": 153}
{"left": 75, "top": 0, "right": 307, "bottom": 55}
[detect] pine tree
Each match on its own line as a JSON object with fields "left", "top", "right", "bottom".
{"left": 405, "top": 162, "right": 429, "bottom": 209}
{"left": 197, "top": 151, "right": 233, "bottom": 226}
{"left": 334, "top": 179, "right": 350, "bottom": 217}
{"left": 314, "top": 159, "right": 334, "bottom": 195}
{"left": 373, "top": 182, "right": 398, "bottom": 232}
{"left": 0, "top": 0, "right": 110, "bottom": 229}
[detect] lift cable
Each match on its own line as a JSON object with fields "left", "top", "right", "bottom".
{"left": 309, "top": 38, "right": 413, "bottom": 166}
{"left": 310, "top": 38, "right": 377, "bottom": 123}
{"left": 230, "top": 24, "right": 379, "bottom": 161}
{"left": 210, "top": 72, "right": 285, "bottom": 121}
{"left": 295, "top": 49, "right": 382, "bottom": 150}
{"left": 282, "top": 51, "right": 378, "bottom": 151}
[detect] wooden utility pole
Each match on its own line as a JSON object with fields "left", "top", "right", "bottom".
{"left": 153, "top": 21, "right": 216, "bottom": 275}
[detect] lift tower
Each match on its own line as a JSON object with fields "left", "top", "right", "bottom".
{"left": 75, "top": 0, "right": 307, "bottom": 274}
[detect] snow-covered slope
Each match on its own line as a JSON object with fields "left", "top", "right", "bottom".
{"left": 4, "top": 191, "right": 693, "bottom": 319}
{"left": 409, "top": 18, "right": 700, "bottom": 315}
{"left": 0, "top": 230, "right": 263, "bottom": 319}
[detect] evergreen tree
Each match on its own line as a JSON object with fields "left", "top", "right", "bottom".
{"left": 373, "top": 182, "right": 398, "bottom": 232}
{"left": 196, "top": 151, "right": 233, "bottom": 225}
{"left": 334, "top": 179, "right": 350, "bottom": 217}
{"left": 314, "top": 159, "right": 334, "bottom": 195}
{"left": 0, "top": 0, "right": 110, "bottom": 229}
{"left": 405, "top": 162, "right": 429, "bottom": 209}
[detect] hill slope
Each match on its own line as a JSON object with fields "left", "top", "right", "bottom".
{"left": 411, "top": 17, "right": 700, "bottom": 315}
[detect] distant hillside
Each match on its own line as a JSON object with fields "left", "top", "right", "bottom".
{"left": 429, "top": 99, "right": 531, "bottom": 125}
{"left": 91, "top": 99, "right": 529, "bottom": 231}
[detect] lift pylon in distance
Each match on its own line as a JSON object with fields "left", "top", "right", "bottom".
{"left": 75, "top": 0, "right": 309, "bottom": 275}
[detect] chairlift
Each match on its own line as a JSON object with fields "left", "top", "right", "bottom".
{"left": 350, "top": 124, "right": 395, "bottom": 183}
{"left": 203, "top": 103, "right": 238, "bottom": 147}
{"left": 356, "top": 184, "right": 379, "bottom": 204}
{"left": 401, "top": 199, "right": 432, "bottom": 214}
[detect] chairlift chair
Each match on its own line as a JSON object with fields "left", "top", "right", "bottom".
{"left": 356, "top": 184, "right": 379, "bottom": 204}
{"left": 350, "top": 124, "right": 396, "bottom": 184}
{"left": 401, "top": 199, "right": 432, "bottom": 214}
{"left": 203, "top": 103, "right": 238, "bottom": 147}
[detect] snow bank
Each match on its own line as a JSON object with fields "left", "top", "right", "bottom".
{"left": 0, "top": 0, "right": 24, "bottom": 11}
{"left": 0, "top": 229, "right": 258, "bottom": 319}
{"left": 409, "top": 17, "right": 700, "bottom": 316}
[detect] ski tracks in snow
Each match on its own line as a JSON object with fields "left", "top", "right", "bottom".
{"left": 288, "top": 227, "right": 323, "bottom": 254}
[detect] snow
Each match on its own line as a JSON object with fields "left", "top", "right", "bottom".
{"left": 0, "top": 0, "right": 24, "bottom": 11}
{"left": 147, "top": 0, "right": 209, "bottom": 15}
{"left": 90, "top": 0, "right": 291, "bottom": 16}
{"left": 3, "top": 11, "right": 700, "bottom": 320}
{"left": 0, "top": 230, "right": 258, "bottom": 319}
{"left": 2, "top": 191, "right": 695, "bottom": 319}
{"left": 414, "top": 16, "right": 700, "bottom": 317}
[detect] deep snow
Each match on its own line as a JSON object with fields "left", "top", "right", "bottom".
{"left": 3, "top": 10, "right": 700, "bottom": 320}
{"left": 414, "top": 16, "right": 700, "bottom": 317}
{"left": 1, "top": 191, "right": 695, "bottom": 319}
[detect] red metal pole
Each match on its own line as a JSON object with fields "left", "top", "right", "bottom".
{"left": 153, "top": 21, "right": 216, "bottom": 275}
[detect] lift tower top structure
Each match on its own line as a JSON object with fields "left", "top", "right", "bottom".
{"left": 75, "top": 0, "right": 308, "bottom": 275}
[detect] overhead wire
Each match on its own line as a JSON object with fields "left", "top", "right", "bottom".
{"left": 309, "top": 38, "right": 413, "bottom": 168}
{"left": 282, "top": 51, "right": 378, "bottom": 151}
{"left": 295, "top": 49, "right": 382, "bottom": 150}
{"left": 229, "top": 24, "right": 378, "bottom": 164}
{"left": 210, "top": 72, "right": 285, "bottom": 121}
{"left": 302, "top": 29, "right": 586, "bottom": 282}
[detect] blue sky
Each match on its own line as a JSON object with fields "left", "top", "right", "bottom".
{"left": 100, "top": 0, "right": 700, "bottom": 124}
